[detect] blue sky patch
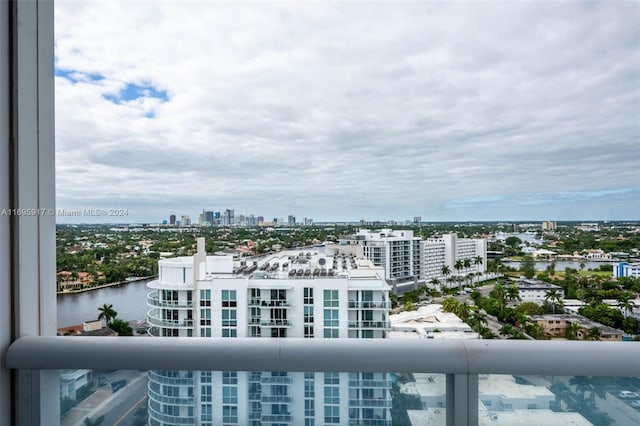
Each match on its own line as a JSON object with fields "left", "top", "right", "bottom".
{"left": 102, "top": 82, "right": 169, "bottom": 104}
{"left": 55, "top": 68, "right": 105, "bottom": 83}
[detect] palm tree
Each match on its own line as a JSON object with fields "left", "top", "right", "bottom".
{"left": 499, "top": 324, "right": 521, "bottom": 339}
{"left": 490, "top": 283, "right": 506, "bottom": 302}
{"left": 453, "top": 302, "right": 471, "bottom": 321}
{"left": 547, "top": 261, "right": 556, "bottom": 276}
{"left": 441, "top": 265, "right": 451, "bottom": 289}
{"left": 97, "top": 303, "right": 118, "bottom": 324}
{"left": 454, "top": 260, "right": 464, "bottom": 292}
{"left": 466, "top": 273, "right": 475, "bottom": 289}
{"left": 564, "top": 322, "right": 581, "bottom": 340}
{"left": 429, "top": 278, "right": 440, "bottom": 292}
{"left": 569, "top": 376, "right": 592, "bottom": 402}
{"left": 582, "top": 288, "right": 602, "bottom": 307}
{"left": 463, "top": 258, "right": 471, "bottom": 273}
{"left": 468, "top": 311, "right": 488, "bottom": 332}
{"left": 587, "top": 327, "right": 602, "bottom": 341}
{"left": 442, "top": 297, "right": 460, "bottom": 314}
{"left": 474, "top": 255, "right": 483, "bottom": 275}
{"left": 617, "top": 294, "right": 635, "bottom": 317}
{"left": 505, "top": 285, "right": 521, "bottom": 304}
{"left": 545, "top": 288, "right": 562, "bottom": 314}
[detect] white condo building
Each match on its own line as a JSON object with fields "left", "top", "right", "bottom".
{"left": 341, "top": 229, "right": 422, "bottom": 285}
{"left": 146, "top": 238, "right": 392, "bottom": 426}
{"left": 341, "top": 230, "right": 487, "bottom": 290}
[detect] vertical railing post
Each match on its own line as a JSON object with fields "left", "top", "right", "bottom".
{"left": 446, "top": 373, "right": 478, "bottom": 426}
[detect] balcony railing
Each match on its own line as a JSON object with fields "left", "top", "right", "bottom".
{"left": 147, "top": 316, "right": 194, "bottom": 328}
{"left": 261, "top": 319, "right": 293, "bottom": 327}
{"left": 261, "top": 394, "right": 293, "bottom": 403}
{"left": 147, "top": 404, "right": 195, "bottom": 424}
{"left": 348, "top": 419, "right": 391, "bottom": 426}
{"left": 348, "top": 379, "right": 392, "bottom": 388}
{"left": 261, "top": 375, "right": 294, "bottom": 384}
{"left": 261, "top": 414, "right": 292, "bottom": 422}
{"left": 348, "top": 321, "right": 390, "bottom": 329}
{"left": 147, "top": 370, "right": 194, "bottom": 386}
{"left": 348, "top": 301, "right": 391, "bottom": 309}
{"left": 349, "top": 398, "right": 393, "bottom": 408}
{"left": 147, "top": 291, "right": 194, "bottom": 309}
{"left": 6, "top": 338, "right": 640, "bottom": 426}
{"left": 147, "top": 384, "right": 196, "bottom": 405}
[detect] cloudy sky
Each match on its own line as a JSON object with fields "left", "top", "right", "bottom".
{"left": 54, "top": 1, "right": 639, "bottom": 223}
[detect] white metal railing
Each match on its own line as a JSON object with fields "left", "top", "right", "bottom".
{"left": 6, "top": 337, "right": 638, "bottom": 375}
{"left": 5, "top": 337, "right": 640, "bottom": 426}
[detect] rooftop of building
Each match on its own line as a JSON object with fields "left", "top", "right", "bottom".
{"left": 528, "top": 314, "right": 623, "bottom": 335}
{"left": 389, "top": 305, "right": 479, "bottom": 339}
{"left": 515, "top": 278, "right": 563, "bottom": 290}
{"left": 402, "top": 374, "right": 554, "bottom": 400}
{"left": 158, "top": 246, "right": 387, "bottom": 282}
{"left": 407, "top": 408, "right": 592, "bottom": 426}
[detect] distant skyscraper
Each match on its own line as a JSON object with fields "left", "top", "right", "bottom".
{"left": 204, "top": 210, "right": 215, "bottom": 225}
{"left": 169, "top": 214, "right": 176, "bottom": 225}
{"left": 288, "top": 215, "right": 296, "bottom": 226}
{"left": 180, "top": 215, "right": 191, "bottom": 226}
{"left": 413, "top": 216, "right": 422, "bottom": 225}
{"left": 257, "top": 216, "right": 264, "bottom": 224}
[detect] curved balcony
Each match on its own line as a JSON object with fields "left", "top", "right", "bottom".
{"left": 147, "top": 308, "right": 194, "bottom": 328}
{"left": 147, "top": 290, "right": 194, "bottom": 309}
{"left": 348, "top": 321, "right": 390, "bottom": 329}
{"left": 148, "top": 370, "right": 194, "bottom": 386}
{"left": 147, "top": 383, "right": 195, "bottom": 405}
{"left": 148, "top": 403, "right": 195, "bottom": 425}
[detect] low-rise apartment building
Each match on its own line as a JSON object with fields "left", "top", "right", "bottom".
{"left": 528, "top": 314, "right": 623, "bottom": 341}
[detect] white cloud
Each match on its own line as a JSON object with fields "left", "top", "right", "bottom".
{"left": 54, "top": 0, "right": 640, "bottom": 222}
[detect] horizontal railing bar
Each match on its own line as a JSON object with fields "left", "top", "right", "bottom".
{"left": 5, "top": 337, "right": 639, "bottom": 376}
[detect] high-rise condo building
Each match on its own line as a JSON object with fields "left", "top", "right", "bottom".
{"left": 147, "top": 239, "right": 392, "bottom": 425}
{"left": 340, "top": 230, "right": 487, "bottom": 290}
{"left": 340, "top": 229, "right": 422, "bottom": 287}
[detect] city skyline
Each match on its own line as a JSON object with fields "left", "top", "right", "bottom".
{"left": 54, "top": 1, "right": 639, "bottom": 223}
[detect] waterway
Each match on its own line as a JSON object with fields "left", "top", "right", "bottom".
{"left": 57, "top": 278, "right": 154, "bottom": 327}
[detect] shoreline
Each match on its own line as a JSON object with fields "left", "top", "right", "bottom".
{"left": 57, "top": 275, "right": 157, "bottom": 295}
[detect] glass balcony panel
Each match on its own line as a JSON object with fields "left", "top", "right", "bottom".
{"left": 53, "top": 365, "right": 640, "bottom": 426}
{"left": 58, "top": 369, "right": 442, "bottom": 426}
{"left": 478, "top": 375, "right": 640, "bottom": 426}
{"left": 59, "top": 369, "right": 148, "bottom": 426}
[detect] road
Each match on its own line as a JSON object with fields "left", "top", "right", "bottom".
{"left": 71, "top": 371, "right": 148, "bottom": 426}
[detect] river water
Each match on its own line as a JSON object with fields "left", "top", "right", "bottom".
{"left": 57, "top": 279, "right": 154, "bottom": 327}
